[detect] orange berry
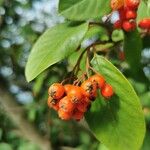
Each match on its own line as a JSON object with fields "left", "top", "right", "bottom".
{"left": 59, "top": 96, "right": 75, "bottom": 112}
{"left": 81, "top": 80, "right": 97, "bottom": 100}
{"left": 111, "top": 0, "right": 124, "bottom": 10}
{"left": 73, "top": 110, "right": 84, "bottom": 121}
{"left": 101, "top": 83, "right": 114, "bottom": 99}
{"left": 47, "top": 97, "right": 59, "bottom": 111}
{"left": 89, "top": 74, "right": 105, "bottom": 89}
{"left": 48, "top": 83, "right": 65, "bottom": 100}
{"left": 64, "top": 84, "right": 73, "bottom": 94}
{"left": 76, "top": 100, "right": 89, "bottom": 113}
{"left": 67, "top": 86, "right": 83, "bottom": 103}
{"left": 58, "top": 109, "right": 72, "bottom": 120}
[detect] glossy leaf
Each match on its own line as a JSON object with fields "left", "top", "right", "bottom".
{"left": 86, "top": 55, "right": 145, "bottom": 150}
{"left": 124, "top": 29, "right": 142, "bottom": 74}
{"left": 25, "top": 22, "right": 88, "bottom": 82}
{"left": 59, "top": 0, "right": 111, "bottom": 21}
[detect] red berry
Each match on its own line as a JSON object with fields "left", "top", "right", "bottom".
{"left": 81, "top": 80, "right": 97, "bottom": 100}
{"left": 114, "top": 20, "right": 122, "bottom": 29}
{"left": 122, "top": 20, "right": 136, "bottom": 32}
{"left": 58, "top": 109, "right": 72, "bottom": 120}
{"left": 125, "top": 0, "right": 140, "bottom": 9}
{"left": 59, "top": 96, "right": 75, "bottom": 112}
{"left": 67, "top": 86, "right": 83, "bottom": 103}
{"left": 89, "top": 74, "right": 105, "bottom": 89}
{"left": 101, "top": 84, "right": 114, "bottom": 99}
{"left": 47, "top": 97, "right": 59, "bottom": 111}
{"left": 76, "top": 100, "right": 89, "bottom": 113}
{"left": 125, "top": 10, "right": 137, "bottom": 19}
{"left": 73, "top": 110, "right": 84, "bottom": 121}
{"left": 48, "top": 83, "right": 65, "bottom": 100}
{"left": 138, "top": 18, "right": 150, "bottom": 29}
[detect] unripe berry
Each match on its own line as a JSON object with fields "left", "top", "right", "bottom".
{"left": 89, "top": 74, "right": 105, "bottom": 89}
{"left": 48, "top": 83, "right": 65, "bottom": 100}
{"left": 59, "top": 96, "right": 75, "bottom": 112}
{"left": 125, "top": 10, "right": 137, "bottom": 19}
{"left": 58, "top": 109, "right": 72, "bottom": 120}
{"left": 101, "top": 84, "right": 114, "bottom": 99}
{"left": 122, "top": 20, "right": 136, "bottom": 32}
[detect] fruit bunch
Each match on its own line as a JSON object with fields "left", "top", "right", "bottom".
{"left": 47, "top": 74, "right": 114, "bottom": 121}
{"left": 111, "top": 0, "right": 140, "bottom": 32}
{"left": 138, "top": 18, "right": 150, "bottom": 31}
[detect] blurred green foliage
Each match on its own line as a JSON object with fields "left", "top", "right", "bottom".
{"left": 0, "top": 0, "right": 150, "bottom": 150}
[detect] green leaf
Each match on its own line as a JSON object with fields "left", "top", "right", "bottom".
{"left": 85, "top": 25, "right": 108, "bottom": 40}
{"left": 124, "top": 29, "right": 142, "bottom": 74}
{"left": 59, "top": 0, "right": 111, "bottom": 21}
{"left": 137, "top": 1, "right": 150, "bottom": 22}
{"left": 25, "top": 22, "right": 88, "bottom": 82}
{"left": 85, "top": 55, "right": 145, "bottom": 150}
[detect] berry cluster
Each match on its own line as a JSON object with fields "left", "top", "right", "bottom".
{"left": 112, "top": 0, "right": 140, "bottom": 32}
{"left": 138, "top": 18, "right": 150, "bottom": 31}
{"left": 47, "top": 74, "right": 114, "bottom": 121}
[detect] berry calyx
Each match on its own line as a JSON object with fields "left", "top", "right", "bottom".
{"left": 67, "top": 86, "right": 83, "bottom": 103}
{"left": 48, "top": 83, "right": 65, "bottom": 100}
{"left": 81, "top": 80, "right": 97, "bottom": 100}
{"left": 101, "top": 83, "right": 114, "bottom": 99}
{"left": 47, "top": 97, "right": 59, "bottom": 111}
{"left": 89, "top": 74, "right": 105, "bottom": 89}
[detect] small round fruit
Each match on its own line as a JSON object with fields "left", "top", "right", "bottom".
{"left": 67, "top": 86, "right": 83, "bottom": 103}
{"left": 89, "top": 74, "right": 105, "bottom": 89}
{"left": 81, "top": 80, "right": 97, "bottom": 99}
{"left": 125, "top": 10, "right": 137, "bottom": 19}
{"left": 101, "top": 83, "right": 114, "bottom": 98}
{"left": 138, "top": 18, "right": 150, "bottom": 29}
{"left": 47, "top": 97, "right": 59, "bottom": 111}
{"left": 59, "top": 96, "right": 75, "bottom": 112}
{"left": 64, "top": 84, "right": 73, "bottom": 94}
{"left": 58, "top": 109, "right": 72, "bottom": 120}
{"left": 48, "top": 83, "right": 65, "bottom": 100}
{"left": 122, "top": 20, "right": 136, "bottom": 32}
{"left": 125, "top": 0, "right": 140, "bottom": 9}
{"left": 73, "top": 110, "right": 84, "bottom": 121}
{"left": 114, "top": 20, "right": 122, "bottom": 29}
{"left": 76, "top": 100, "right": 89, "bottom": 113}
{"left": 111, "top": 0, "right": 124, "bottom": 10}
